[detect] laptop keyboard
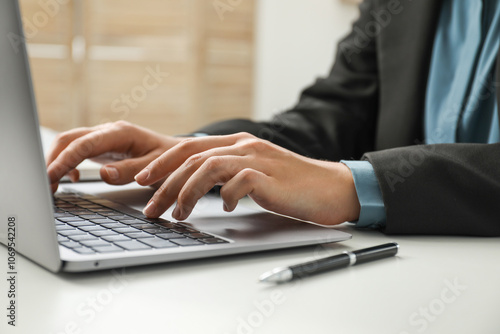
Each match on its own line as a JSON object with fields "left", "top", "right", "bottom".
{"left": 54, "top": 193, "right": 228, "bottom": 255}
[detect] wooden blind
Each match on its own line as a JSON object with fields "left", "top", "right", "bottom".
{"left": 19, "top": 0, "right": 255, "bottom": 135}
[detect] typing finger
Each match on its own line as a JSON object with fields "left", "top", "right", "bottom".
{"left": 141, "top": 143, "right": 249, "bottom": 218}
{"left": 219, "top": 168, "right": 269, "bottom": 212}
{"left": 135, "top": 133, "right": 250, "bottom": 186}
{"left": 101, "top": 149, "right": 165, "bottom": 185}
{"left": 172, "top": 156, "right": 251, "bottom": 220}
{"left": 46, "top": 127, "right": 93, "bottom": 166}
{"left": 47, "top": 126, "right": 120, "bottom": 185}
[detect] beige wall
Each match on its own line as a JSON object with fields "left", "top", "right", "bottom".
{"left": 21, "top": 0, "right": 255, "bottom": 135}
{"left": 20, "top": 0, "right": 359, "bottom": 134}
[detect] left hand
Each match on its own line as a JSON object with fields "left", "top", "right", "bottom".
{"left": 135, "top": 132, "right": 361, "bottom": 226}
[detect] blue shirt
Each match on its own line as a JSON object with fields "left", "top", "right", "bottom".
{"left": 344, "top": 0, "right": 500, "bottom": 228}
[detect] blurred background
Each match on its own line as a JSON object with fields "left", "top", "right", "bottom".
{"left": 20, "top": 0, "right": 359, "bottom": 135}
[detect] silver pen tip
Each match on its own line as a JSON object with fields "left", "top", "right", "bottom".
{"left": 259, "top": 267, "right": 293, "bottom": 283}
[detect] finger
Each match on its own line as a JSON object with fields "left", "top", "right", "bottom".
{"left": 50, "top": 180, "right": 60, "bottom": 193}
{"left": 101, "top": 150, "right": 164, "bottom": 185}
{"left": 49, "top": 166, "right": 80, "bottom": 193}
{"left": 47, "top": 129, "right": 107, "bottom": 185}
{"left": 171, "top": 156, "right": 250, "bottom": 220}
{"left": 68, "top": 168, "right": 80, "bottom": 183}
{"left": 135, "top": 133, "right": 245, "bottom": 186}
{"left": 138, "top": 144, "right": 247, "bottom": 217}
{"left": 47, "top": 124, "right": 137, "bottom": 185}
{"left": 219, "top": 168, "right": 268, "bottom": 212}
{"left": 46, "top": 127, "right": 93, "bottom": 166}
{"left": 142, "top": 145, "right": 250, "bottom": 219}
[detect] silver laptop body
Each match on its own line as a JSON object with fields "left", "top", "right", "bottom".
{"left": 0, "top": 0, "right": 351, "bottom": 273}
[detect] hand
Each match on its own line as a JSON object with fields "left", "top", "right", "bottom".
{"left": 135, "top": 132, "right": 361, "bottom": 226}
{"left": 46, "top": 121, "right": 182, "bottom": 192}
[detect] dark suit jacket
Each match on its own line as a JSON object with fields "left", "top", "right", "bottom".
{"left": 197, "top": 0, "right": 500, "bottom": 236}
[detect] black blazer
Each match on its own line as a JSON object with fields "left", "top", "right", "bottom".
{"left": 198, "top": 0, "right": 500, "bottom": 236}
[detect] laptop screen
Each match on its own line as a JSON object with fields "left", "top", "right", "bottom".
{"left": 0, "top": 0, "right": 61, "bottom": 272}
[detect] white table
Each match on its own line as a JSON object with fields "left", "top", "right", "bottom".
{"left": 1, "top": 181, "right": 499, "bottom": 334}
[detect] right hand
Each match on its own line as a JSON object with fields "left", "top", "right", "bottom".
{"left": 46, "top": 121, "right": 182, "bottom": 193}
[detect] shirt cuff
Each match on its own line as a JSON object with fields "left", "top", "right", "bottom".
{"left": 341, "top": 160, "right": 386, "bottom": 229}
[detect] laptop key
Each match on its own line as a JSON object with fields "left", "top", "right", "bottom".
{"left": 130, "top": 223, "right": 158, "bottom": 230}
{"left": 60, "top": 240, "right": 83, "bottom": 249}
{"left": 58, "top": 217, "right": 85, "bottom": 222}
{"left": 113, "top": 240, "right": 151, "bottom": 251}
{"left": 92, "top": 245, "right": 124, "bottom": 253}
{"left": 56, "top": 224, "right": 76, "bottom": 231}
{"left": 171, "top": 238, "right": 204, "bottom": 246}
{"left": 139, "top": 238, "right": 178, "bottom": 249}
{"left": 178, "top": 225, "right": 199, "bottom": 233}
{"left": 118, "top": 219, "right": 146, "bottom": 225}
{"left": 125, "top": 232, "right": 155, "bottom": 239}
{"left": 56, "top": 204, "right": 77, "bottom": 208}
{"left": 93, "top": 219, "right": 120, "bottom": 225}
{"left": 79, "top": 225, "right": 108, "bottom": 232}
{"left": 73, "top": 247, "right": 97, "bottom": 255}
{"left": 67, "top": 220, "right": 95, "bottom": 227}
{"left": 54, "top": 212, "right": 73, "bottom": 218}
{"left": 66, "top": 210, "right": 93, "bottom": 216}
{"left": 142, "top": 228, "right": 168, "bottom": 234}
{"left": 80, "top": 239, "right": 112, "bottom": 247}
{"left": 102, "top": 235, "right": 132, "bottom": 242}
{"left": 106, "top": 215, "right": 132, "bottom": 221}
{"left": 156, "top": 232, "right": 185, "bottom": 239}
{"left": 57, "top": 235, "right": 69, "bottom": 242}
{"left": 59, "top": 229, "right": 86, "bottom": 236}
{"left": 113, "top": 227, "right": 139, "bottom": 233}
{"left": 101, "top": 222, "right": 127, "bottom": 229}
{"left": 90, "top": 230, "right": 119, "bottom": 237}
{"left": 70, "top": 200, "right": 89, "bottom": 205}
{"left": 78, "top": 204, "right": 102, "bottom": 209}
{"left": 69, "top": 234, "right": 99, "bottom": 241}
{"left": 90, "top": 209, "right": 115, "bottom": 214}
{"left": 185, "top": 232, "right": 211, "bottom": 239}
{"left": 154, "top": 221, "right": 176, "bottom": 229}
{"left": 79, "top": 214, "right": 105, "bottom": 220}
{"left": 170, "top": 227, "right": 191, "bottom": 234}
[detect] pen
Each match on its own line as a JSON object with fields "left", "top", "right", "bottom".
{"left": 259, "top": 242, "right": 399, "bottom": 283}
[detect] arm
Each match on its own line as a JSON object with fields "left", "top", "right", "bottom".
{"left": 46, "top": 123, "right": 362, "bottom": 226}
{"left": 135, "top": 133, "right": 361, "bottom": 226}
{"left": 365, "top": 143, "right": 500, "bottom": 236}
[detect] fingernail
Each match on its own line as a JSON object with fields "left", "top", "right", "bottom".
{"left": 143, "top": 200, "right": 156, "bottom": 217}
{"left": 135, "top": 168, "right": 150, "bottom": 183}
{"left": 69, "top": 173, "right": 78, "bottom": 183}
{"left": 105, "top": 166, "right": 119, "bottom": 181}
{"left": 172, "top": 205, "right": 181, "bottom": 220}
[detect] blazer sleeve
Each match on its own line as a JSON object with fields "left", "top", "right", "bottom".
{"left": 194, "top": 0, "right": 500, "bottom": 237}
{"left": 364, "top": 143, "right": 500, "bottom": 236}
{"left": 197, "top": 0, "right": 380, "bottom": 162}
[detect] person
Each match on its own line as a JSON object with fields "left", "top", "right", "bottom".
{"left": 47, "top": 0, "right": 500, "bottom": 237}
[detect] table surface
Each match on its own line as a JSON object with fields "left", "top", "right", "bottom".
{"left": 1, "top": 180, "right": 499, "bottom": 334}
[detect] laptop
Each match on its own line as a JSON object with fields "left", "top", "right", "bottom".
{"left": 0, "top": 0, "right": 351, "bottom": 273}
